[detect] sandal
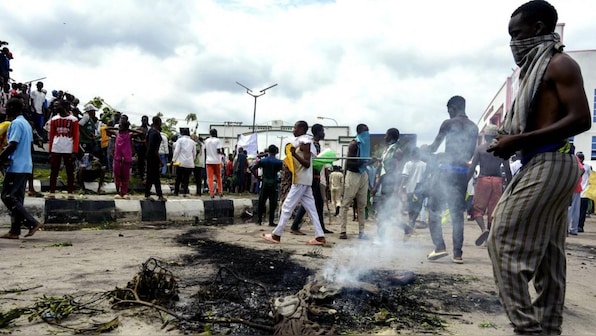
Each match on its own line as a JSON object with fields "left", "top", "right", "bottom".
{"left": 306, "top": 237, "right": 326, "bottom": 245}
{"left": 261, "top": 233, "right": 280, "bottom": 244}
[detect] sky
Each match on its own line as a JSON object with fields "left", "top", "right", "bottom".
{"left": 2, "top": 0, "right": 595, "bottom": 145}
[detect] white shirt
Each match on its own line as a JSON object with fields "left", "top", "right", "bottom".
{"left": 581, "top": 162, "right": 592, "bottom": 197}
{"left": 402, "top": 160, "right": 427, "bottom": 194}
{"left": 172, "top": 136, "right": 196, "bottom": 168}
{"left": 159, "top": 132, "right": 169, "bottom": 155}
{"left": 30, "top": 90, "right": 46, "bottom": 115}
{"left": 204, "top": 137, "right": 222, "bottom": 164}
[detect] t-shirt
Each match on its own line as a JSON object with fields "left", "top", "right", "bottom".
{"left": 581, "top": 162, "right": 592, "bottom": 197}
{"left": 6, "top": 115, "right": 33, "bottom": 173}
{"left": 402, "top": 160, "right": 427, "bottom": 194}
{"left": 145, "top": 128, "right": 162, "bottom": 161}
{"left": 30, "top": 90, "right": 46, "bottom": 115}
{"left": 49, "top": 114, "right": 79, "bottom": 154}
{"left": 292, "top": 134, "right": 316, "bottom": 186}
{"left": 253, "top": 156, "right": 283, "bottom": 186}
{"left": 204, "top": 137, "right": 221, "bottom": 164}
{"left": 79, "top": 113, "right": 97, "bottom": 144}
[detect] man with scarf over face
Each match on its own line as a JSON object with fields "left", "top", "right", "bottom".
{"left": 486, "top": 1, "right": 590, "bottom": 335}
{"left": 422, "top": 95, "right": 478, "bottom": 264}
{"left": 339, "top": 124, "right": 371, "bottom": 240}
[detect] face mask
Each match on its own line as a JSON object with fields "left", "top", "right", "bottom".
{"left": 509, "top": 33, "right": 557, "bottom": 66}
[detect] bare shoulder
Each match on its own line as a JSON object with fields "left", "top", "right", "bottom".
{"left": 546, "top": 52, "right": 583, "bottom": 81}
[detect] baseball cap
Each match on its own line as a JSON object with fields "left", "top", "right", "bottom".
{"left": 84, "top": 104, "right": 98, "bottom": 112}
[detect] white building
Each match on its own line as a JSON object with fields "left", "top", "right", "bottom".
{"left": 477, "top": 24, "right": 596, "bottom": 165}
{"left": 202, "top": 120, "right": 351, "bottom": 158}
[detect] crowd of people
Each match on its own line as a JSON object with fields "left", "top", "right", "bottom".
{"left": 0, "top": 1, "right": 594, "bottom": 334}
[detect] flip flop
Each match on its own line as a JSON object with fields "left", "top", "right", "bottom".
{"left": 24, "top": 223, "right": 44, "bottom": 237}
{"left": 261, "top": 233, "right": 280, "bottom": 244}
{"left": 427, "top": 250, "right": 448, "bottom": 261}
{"left": 306, "top": 238, "right": 326, "bottom": 245}
{"left": 475, "top": 231, "right": 490, "bottom": 246}
{"left": 1, "top": 233, "right": 20, "bottom": 239}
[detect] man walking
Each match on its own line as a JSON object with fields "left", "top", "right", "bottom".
{"left": 261, "top": 121, "right": 326, "bottom": 245}
{"left": 422, "top": 95, "right": 478, "bottom": 264}
{"left": 487, "top": 1, "right": 590, "bottom": 334}
{"left": 0, "top": 98, "right": 43, "bottom": 239}
{"left": 339, "top": 124, "right": 371, "bottom": 240}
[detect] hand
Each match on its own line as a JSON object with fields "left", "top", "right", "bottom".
{"left": 289, "top": 146, "right": 296, "bottom": 155}
{"left": 486, "top": 134, "right": 520, "bottom": 159}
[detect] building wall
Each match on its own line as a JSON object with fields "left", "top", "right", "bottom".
{"left": 477, "top": 49, "right": 596, "bottom": 164}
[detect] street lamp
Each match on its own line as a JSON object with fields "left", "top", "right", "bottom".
{"left": 236, "top": 82, "right": 278, "bottom": 133}
{"left": 316, "top": 116, "right": 338, "bottom": 126}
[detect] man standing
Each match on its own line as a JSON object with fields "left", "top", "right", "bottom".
{"left": 48, "top": 100, "right": 79, "bottom": 199}
{"left": 0, "top": 98, "right": 43, "bottom": 239}
{"left": 328, "top": 165, "right": 343, "bottom": 217}
{"left": 466, "top": 125, "right": 508, "bottom": 246}
{"left": 30, "top": 81, "right": 46, "bottom": 138}
{"left": 487, "top": 1, "right": 590, "bottom": 334}
{"left": 339, "top": 124, "right": 371, "bottom": 240}
{"left": 144, "top": 116, "right": 166, "bottom": 202}
{"left": 79, "top": 104, "right": 98, "bottom": 155}
{"left": 423, "top": 95, "right": 478, "bottom": 264}
{"left": 172, "top": 128, "right": 196, "bottom": 197}
{"left": 261, "top": 121, "right": 326, "bottom": 245}
{"left": 251, "top": 144, "right": 283, "bottom": 226}
{"left": 234, "top": 146, "right": 248, "bottom": 193}
{"left": 192, "top": 135, "right": 205, "bottom": 196}
{"left": 134, "top": 115, "right": 149, "bottom": 179}
{"left": 371, "top": 128, "right": 407, "bottom": 239}
{"left": 577, "top": 152, "right": 592, "bottom": 233}
{"left": 204, "top": 129, "right": 224, "bottom": 198}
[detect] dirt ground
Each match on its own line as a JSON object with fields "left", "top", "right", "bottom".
{"left": 1, "top": 213, "right": 595, "bottom": 335}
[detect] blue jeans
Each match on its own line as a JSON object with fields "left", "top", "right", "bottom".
{"left": 427, "top": 169, "right": 468, "bottom": 258}
{"left": 160, "top": 154, "right": 167, "bottom": 175}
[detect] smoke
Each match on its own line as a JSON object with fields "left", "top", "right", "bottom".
{"left": 320, "top": 195, "right": 427, "bottom": 286}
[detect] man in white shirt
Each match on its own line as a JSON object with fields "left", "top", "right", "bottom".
{"left": 577, "top": 152, "right": 592, "bottom": 233}
{"left": 29, "top": 81, "right": 46, "bottom": 138}
{"left": 172, "top": 128, "right": 196, "bottom": 196}
{"left": 204, "top": 129, "right": 224, "bottom": 198}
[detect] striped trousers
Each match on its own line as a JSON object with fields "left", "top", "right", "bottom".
{"left": 487, "top": 152, "right": 580, "bottom": 334}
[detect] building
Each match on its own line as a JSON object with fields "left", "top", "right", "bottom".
{"left": 477, "top": 24, "right": 596, "bottom": 164}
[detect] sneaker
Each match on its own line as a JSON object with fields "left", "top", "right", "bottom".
{"left": 339, "top": 232, "right": 348, "bottom": 239}
{"left": 427, "top": 250, "right": 449, "bottom": 261}
{"left": 475, "top": 230, "right": 490, "bottom": 246}
{"left": 452, "top": 257, "right": 464, "bottom": 264}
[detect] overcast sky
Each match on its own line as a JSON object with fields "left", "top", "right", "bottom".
{"left": 2, "top": 0, "right": 594, "bottom": 145}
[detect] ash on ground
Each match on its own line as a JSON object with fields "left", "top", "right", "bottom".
{"left": 172, "top": 228, "right": 502, "bottom": 335}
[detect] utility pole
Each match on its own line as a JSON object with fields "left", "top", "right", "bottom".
{"left": 236, "top": 82, "right": 278, "bottom": 133}
{"left": 277, "top": 135, "right": 288, "bottom": 156}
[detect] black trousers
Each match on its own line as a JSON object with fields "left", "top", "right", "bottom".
{"left": 144, "top": 159, "right": 163, "bottom": 197}
{"left": 257, "top": 183, "right": 279, "bottom": 225}
{"left": 579, "top": 197, "right": 590, "bottom": 231}
{"left": 174, "top": 167, "right": 192, "bottom": 195}
{"left": 193, "top": 166, "right": 204, "bottom": 194}
{"left": 2, "top": 173, "right": 38, "bottom": 235}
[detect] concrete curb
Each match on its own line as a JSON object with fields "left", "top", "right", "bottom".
{"left": 0, "top": 196, "right": 260, "bottom": 226}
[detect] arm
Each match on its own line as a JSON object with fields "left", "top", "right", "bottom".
{"left": 0, "top": 141, "right": 17, "bottom": 163}
{"left": 250, "top": 162, "right": 261, "bottom": 180}
{"left": 48, "top": 118, "right": 55, "bottom": 153}
{"left": 426, "top": 120, "right": 449, "bottom": 153}
{"left": 466, "top": 147, "right": 480, "bottom": 183}
{"left": 488, "top": 55, "right": 591, "bottom": 159}
{"left": 72, "top": 120, "right": 80, "bottom": 154}
{"left": 344, "top": 140, "right": 359, "bottom": 171}
{"left": 292, "top": 143, "right": 311, "bottom": 168}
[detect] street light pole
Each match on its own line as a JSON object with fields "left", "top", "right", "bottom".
{"left": 236, "top": 82, "right": 278, "bottom": 133}
{"left": 277, "top": 135, "right": 288, "bottom": 156}
{"left": 316, "top": 116, "right": 339, "bottom": 126}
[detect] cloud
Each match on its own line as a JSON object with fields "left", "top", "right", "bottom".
{"left": 1, "top": 0, "right": 593, "bottom": 146}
